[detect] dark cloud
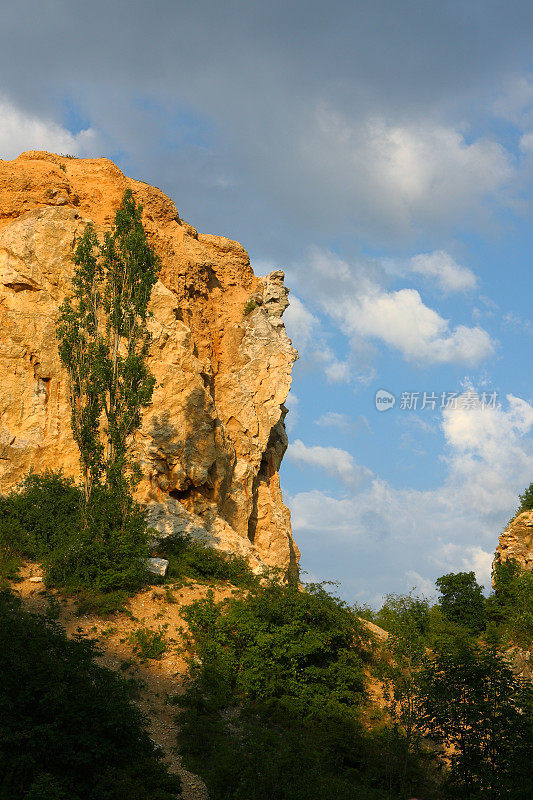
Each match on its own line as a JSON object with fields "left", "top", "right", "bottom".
{"left": 0, "top": 1, "right": 531, "bottom": 251}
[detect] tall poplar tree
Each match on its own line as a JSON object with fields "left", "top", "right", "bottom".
{"left": 57, "top": 190, "right": 159, "bottom": 529}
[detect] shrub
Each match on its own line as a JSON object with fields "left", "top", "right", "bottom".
{"left": 0, "top": 589, "right": 180, "bottom": 799}
{"left": 435, "top": 571, "right": 486, "bottom": 634}
{"left": 75, "top": 590, "right": 131, "bottom": 617}
{"left": 45, "top": 510, "right": 150, "bottom": 594}
{"left": 0, "top": 471, "right": 151, "bottom": 603}
{"left": 0, "top": 471, "right": 81, "bottom": 560}
{"left": 128, "top": 626, "right": 168, "bottom": 660}
{"left": 182, "top": 581, "right": 367, "bottom": 719}
{"left": 517, "top": 482, "right": 533, "bottom": 513}
{"left": 243, "top": 299, "right": 258, "bottom": 316}
{"left": 178, "top": 581, "right": 433, "bottom": 799}
{"left": 156, "top": 533, "right": 258, "bottom": 589}
{"left": 420, "top": 636, "right": 533, "bottom": 799}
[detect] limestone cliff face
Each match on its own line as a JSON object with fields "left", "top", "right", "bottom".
{"left": 494, "top": 510, "right": 533, "bottom": 574}
{"left": 0, "top": 151, "right": 300, "bottom": 573}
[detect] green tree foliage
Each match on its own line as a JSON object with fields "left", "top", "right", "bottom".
{"left": 0, "top": 590, "right": 180, "bottom": 800}
{"left": 178, "top": 582, "right": 433, "bottom": 799}
{"left": 435, "top": 571, "right": 486, "bottom": 634}
{"left": 492, "top": 558, "right": 523, "bottom": 610}
{"left": 375, "top": 594, "right": 431, "bottom": 788}
{"left": 0, "top": 472, "right": 150, "bottom": 602}
{"left": 155, "top": 532, "right": 259, "bottom": 589}
{"left": 489, "top": 558, "right": 533, "bottom": 647}
{"left": 182, "top": 581, "right": 366, "bottom": 719}
{"left": 56, "top": 190, "right": 159, "bottom": 526}
{"left": 517, "top": 481, "right": 533, "bottom": 513}
{"left": 374, "top": 583, "right": 533, "bottom": 799}
{"left": 375, "top": 592, "right": 431, "bottom": 642}
{"left": 420, "top": 636, "right": 533, "bottom": 799}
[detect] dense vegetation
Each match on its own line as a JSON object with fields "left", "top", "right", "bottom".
{"left": 420, "top": 637, "right": 532, "bottom": 799}
{"left": 1, "top": 475, "right": 532, "bottom": 800}
{"left": 373, "top": 565, "right": 533, "bottom": 800}
{"left": 177, "top": 581, "right": 435, "bottom": 800}
{"left": 154, "top": 531, "right": 258, "bottom": 589}
{"left": 0, "top": 471, "right": 259, "bottom": 613}
{"left": 0, "top": 590, "right": 180, "bottom": 800}
{"left": 0, "top": 471, "right": 150, "bottom": 611}
{"left": 175, "top": 551, "right": 533, "bottom": 800}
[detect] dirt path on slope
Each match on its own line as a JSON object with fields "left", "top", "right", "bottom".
{"left": 13, "top": 564, "right": 238, "bottom": 800}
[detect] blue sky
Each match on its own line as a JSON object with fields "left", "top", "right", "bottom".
{"left": 0, "top": 0, "right": 532, "bottom": 605}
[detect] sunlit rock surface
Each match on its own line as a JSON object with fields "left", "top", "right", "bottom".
{"left": 0, "top": 151, "right": 299, "bottom": 574}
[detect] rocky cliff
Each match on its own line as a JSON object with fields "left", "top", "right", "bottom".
{"left": 494, "top": 510, "right": 533, "bottom": 573}
{"left": 0, "top": 151, "right": 299, "bottom": 574}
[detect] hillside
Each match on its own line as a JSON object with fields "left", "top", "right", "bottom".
{"left": 1, "top": 152, "right": 531, "bottom": 800}
{"left": 13, "top": 562, "right": 222, "bottom": 799}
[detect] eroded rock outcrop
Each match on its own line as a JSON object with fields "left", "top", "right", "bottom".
{"left": 494, "top": 510, "right": 533, "bottom": 574}
{"left": 0, "top": 151, "right": 299, "bottom": 573}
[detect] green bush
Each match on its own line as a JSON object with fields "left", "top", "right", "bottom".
{"left": 0, "top": 472, "right": 260, "bottom": 609}
{"left": 128, "top": 626, "right": 168, "bottom": 660}
{"left": 243, "top": 299, "right": 258, "bottom": 316}
{"left": 0, "top": 589, "right": 180, "bottom": 800}
{"left": 45, "top": 514, "right": 150, "bottom": 594}
{"left": 488, "top": 558, "right": 533, "bottom": 647}
{"left": 182, "top": 581, "right": 367, "bottom": 718}
{"left": 375, "top": 592, "right": 432, "bottom": 642}
{"left": 177, "top": 581, "right": 433, "bottom": 799}
{"left": 420, "top": 636, "right": 533, "bottom": 799}
{"left": 156, "top": 533, "right": 258, "bottom": 589}
{"left": 518, "top": 482, "right": 533, "bottom": 513}
{"left": 0, "top": 471, "right": 151, "bottom": 602}
{"left": 435, "top": 571, "right": 486, "bottom": 634}
{"left": 0, "top": 471, "right": 81, "bottom": 560}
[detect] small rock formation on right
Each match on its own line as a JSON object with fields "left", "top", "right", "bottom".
{"left": 493, "top": 510, "right": 533, "bottom": 573}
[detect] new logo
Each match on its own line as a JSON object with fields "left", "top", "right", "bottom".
{"left": 375, "top": 389, "right": 396, "bottom": 412}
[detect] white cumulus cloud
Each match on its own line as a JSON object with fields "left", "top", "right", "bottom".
{"left": 289, "top": 391, "right": 533, "bottom": 604}
{"left": 302, "top": 247, "right": 495, "bottom": 366}
{"left": 284, "top": 294, "right": 352, "bottom": 382}
{"left": 0, "top": 96, "right": 98, "bottom": 160}
{"left": 287, "top": 439, "right": 372, "bottom": 488}
{"left": 283, "top": 295, "right": 319, "bottom": 350}
{"left": 354, "top": 287, "right": 493, "bottom": 364}
{"left": 409, "top": 250, "right": 477, "bottom": 293}
{"left": 300, "top": 108, "right": 514, "bottom": 239}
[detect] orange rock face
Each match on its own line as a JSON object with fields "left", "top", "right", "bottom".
{"left": 494, "top": 510, "right": 533, "bottom": 574}
{"left": 0, "top": 151, "right": 300, "bottom": 573}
